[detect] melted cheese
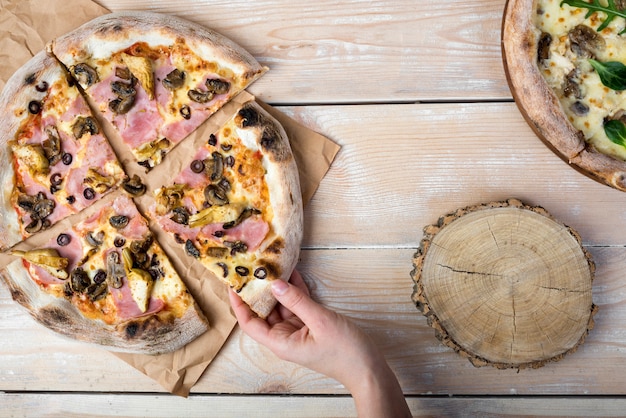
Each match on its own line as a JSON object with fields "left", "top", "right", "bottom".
{"left": 535, "top": 0, "right": 626, "bottom": 160}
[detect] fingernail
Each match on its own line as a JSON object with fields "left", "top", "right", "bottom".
{"left": 271, "top": 279, "right": 288, "bottom": 296}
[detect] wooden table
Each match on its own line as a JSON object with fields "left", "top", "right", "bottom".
{"left": 3, "top": 0, "right": 626, "bottom": 416}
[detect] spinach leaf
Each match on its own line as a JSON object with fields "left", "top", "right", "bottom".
{"left": 604, "top": 119, "right": 626, "bottom": 147}
{"left": 589, "top": 59, "right": 626, "bottom": 91}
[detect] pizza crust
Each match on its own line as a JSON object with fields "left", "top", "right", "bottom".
{"left": 235, "top": 101, "right": 303, "bottom": 318}
{"left": 49, "top": 11, "right": 267, "bottom": 90}
{"left": 1, "top": 257, "right": 208, "bottom": 355}
{"left": 0, "top": 51, "right": 65, "bottom": 251}
{"left": 502, "top": 0, "right": 626, "bottom": 191}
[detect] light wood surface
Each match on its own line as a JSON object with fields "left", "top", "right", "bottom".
{"left": 4, "top": 0, "right": 626, "bottom": 416}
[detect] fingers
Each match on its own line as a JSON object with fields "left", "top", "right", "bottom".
{"left": 270, "top": 278, "right": 328, "bottom": 328}
{"left": 228, "top": 289, "right": 272, "bottom": 344}
{"left": 288, "top": 270, "right": 311, "bottom": 296}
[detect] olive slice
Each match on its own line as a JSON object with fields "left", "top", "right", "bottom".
{"left": 56, "top": 233, "right": 71, "bottom": 246}
{"left": 28, "top": 101, "right": 42, "bottom": 114}
{"left": 190, "top": 159, "right": 205, "bottom": 173}
{"left": 254, "top": 267, "right": 268, "bottom": 280}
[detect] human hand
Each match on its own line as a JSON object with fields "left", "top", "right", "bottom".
{"left": 229, "top": 270, "right": 411, "bottom": 418}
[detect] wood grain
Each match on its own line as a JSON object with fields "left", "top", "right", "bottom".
{"left": 92, "top": 0, "right": 510, "bottom": 104}
{"left": 3, "top": 246, "right": 626, "bottom": 395}
{"left": 3, "top": 393, "right": 626, "bottom": 417}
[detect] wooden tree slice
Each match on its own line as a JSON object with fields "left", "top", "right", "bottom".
{"left": 411, "top": 199, "right": 597, "bottom": 370}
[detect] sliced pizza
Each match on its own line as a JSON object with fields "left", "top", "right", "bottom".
{"left": 1, "top": 194, "right": 208, "bottom": 354}
{"left": 149, "top": 100, "right": 303, "bottom": 318}
{"left": 50, "top": 11, "right": 267, "bottom": 170}
{"left": 0, "top": 51, "right": 124, "bottom": 251}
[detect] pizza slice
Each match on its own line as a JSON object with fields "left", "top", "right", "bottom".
{"left": 149, "top": 100, "right": 303, "bottom": 318}
{"left": 49, "top": 11, "right": 267, "bottom": 171}
{"left": 1, "top": 194, "right": 208, "bottom": 354}
{"left": 0, "top": 51, "right": 125, "bottom": 252}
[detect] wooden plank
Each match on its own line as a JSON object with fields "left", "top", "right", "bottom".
{"left": 275, "top": 103, "right": 626, "bottom": 248}
{"left": 2, "top": 247, "right": 626, "bottom": 395}
{"left": 93, "top": 0, "right": 511, "bottom": 104}
{"left": 3, "top": 393, "right": 626, "bottom": 417}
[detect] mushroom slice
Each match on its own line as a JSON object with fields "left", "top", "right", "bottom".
{"left": 121, "top": 53, "right": 154, "bottom": 99}
{"left": 162, "top": 69, "right": 186, "bottom": 90}
{"left": 206, "top": 78, "right": 230, "bottom": 95}
{"left": 43, "top": 126, "right": 63, "bottom": 165}
{"left": 204, "top": 184, "right": 229, "bottom": 206}
{"left": 70, "top": 63, "right": 99, "bottom": 88}
{"left": 84, "top": 168, "right": 116, "bottom": 193}
{"left": 12, "top": 248, "right": 69, "bottom": 280}
{"left": 72, "top": 116, "right": 99, "bottom": 139}
{"left": 106, "top": 251, "right": 125, "bottom": 289}
{"left": 122, "top": 174, "right": 146, "bottom": 196}
{"left": 12, "top": 143, "right": 49, "bottom": 176}
{"left": 188, "top": 89, "right": 214, "bottom": 103}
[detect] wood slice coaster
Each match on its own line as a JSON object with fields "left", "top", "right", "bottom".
{"left": 411, "top": 199, "right": 598, "bottom": 370}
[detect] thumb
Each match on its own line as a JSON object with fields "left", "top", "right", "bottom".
{"left": 271, "top": 279, "right": 327, "bottom": 325}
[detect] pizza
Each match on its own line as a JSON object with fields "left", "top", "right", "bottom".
{"left": 3, "top": 194, "right": 208, "bottom": 354}
{"left": 149, "top": 100, "right": 303, "bottom": 318}
{"left": 50, "top": 12, "right": 267, "bottom": 171}
{"left": 0, "top": 12, "right": 303, "bottom": 354}
{"left": 0, "top": 51, "right": 125, "bottom": 251}
{"left": 502, "top": 0, "right": 626, "bottom": 191}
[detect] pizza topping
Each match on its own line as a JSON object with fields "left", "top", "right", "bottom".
{"left": 43, "top": 126, "right": 63, "bottom": 166}
{"left": 216, "top": 262, "right": 228, "bottom": 278}
{"left": 62, "top": 152, "right": 73, "bottom": 165}
{"left": 72, "top": 116, "right": 99, "bottom": 139}
{"left": 70, "top": 267, "right": 91, "bottom": 293}
{"left": 224, "top": 240, "right": 247, "bottom": 255}
{"left": 170, "top": 206, "right": 191, "bottom": 225}
{"left": 87, "top": 281, "right": 108, "bottom": 302}
{"left": 86, "top": 230, "right": 105, "bottom": 247}
{"left": 71, "top": 63, "right": 99, "bottom": 87}
{"left": 35, "top": 80, "right": 49, "bottom": 92}
{"left": 121, "top": 53, "right": 154, "bottom": 100}
{"left": 28, "top": 101, "right": 43, "bottom": 116}
{"left": 190, "top": 159, "right": 205, "bottom": 173}
{"left": 185, "top": 239, "right": 201, "bottom": 258}
{"left": 162, "top": 69, "right": 186, "bottom": 91}
{"left": 188, "top": 88, "right": 214, "bottom": 104}
{"left": 187, "top": 203, "right": 243, "bottom": 228}
{"left": 109, "top": 79, "right": 137, "bottom": 115}
{"left": 106, "top": 251, "right": 124, "bottom": 289}
{"left": 13, "top": 143, "right": 49, "bottom": 175}
{"left": 83, "top": 187, "right": 96, "bottom": 200}
{"left": 155, "top": 184, "right": 187, "bottom": 215}
{"left": 180, "top": 105, "right": 192, "bottom": 120}
{"left": 109, "top": 215, "right": 130, "bottom": 229}
{"left": 136, "top": 138, "right": 170, "bottom": 167}
{"left": 56, "top": 233, "right": 71, "bottom": 247}
{"left": 122, "top": 247, "right": 155, "bottom": 313}
{"left": 537, "top": 32, "right": 552, "bottom": 63}
{"left": 235, "top": 266, "right": 249, "bottom": 277}
{"left": 223, "top": 207, "right": 261, "bottom": 230}
{"left": 121, "top": 174, "right": 146, "bottom": 196}
{"left": 204, "top": 184, "right": 228, "bottom": 206}
{"left": 12, "top": 248, "right": 69, "bottom": 280}
{"left": 206, "top": 79, "right": 231, "bottom": 95}
{"left": 254, "top": 267, "right": 267, "bottom": 280}
{"left": 84, "top": 168, "right": 116, "bottom": 194}
{"left": 568, "top": 25, "right": 605, "bottom": 59}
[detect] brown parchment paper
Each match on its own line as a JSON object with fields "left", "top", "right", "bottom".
{"left": 0, "top": 0, "right": 340, "bottom": 396}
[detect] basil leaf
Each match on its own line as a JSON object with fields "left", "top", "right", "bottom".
{"left": 589, "top": 59, "right": 626, "bottom": 91}
{"left": 604, "top": 119, "right": 626, "bottom": 148}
